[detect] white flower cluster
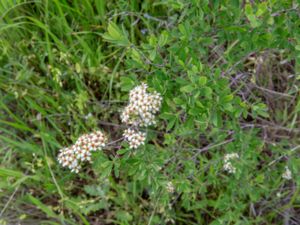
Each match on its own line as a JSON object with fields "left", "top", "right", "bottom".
{"left": 123, "top": 128, "right": 146, "bottom": 149}
{"left": 121, "top": 83, "right": 162, "bottom": 149}
{"left": 57, "top": 131, "right": 107, "bottom": 173}
{"left": 57, "top": 147, "right": 80, "bottom": 173}
{"left": 282, "top": 166, "right": 292, "bottom": 180}
{"left": 57, "top": 83, "right": 162, "bottom": 172}
{"left": 166, "top": 181, "right": 175, "bottom": 193}
{"left": 121, "top": 83, "right": 162, "bottom": 127}
{"left": 223, "top": 153, "right": 239, "bottom": 174}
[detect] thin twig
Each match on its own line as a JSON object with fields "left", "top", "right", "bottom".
{"left": 250, "top": 84, "right": 293, "bottom": 98}
{"left": 0, "top": 184, "right": 21, "bottom": 218}
{"left": 268, "top": 145, "right": 300, "bottom": 167}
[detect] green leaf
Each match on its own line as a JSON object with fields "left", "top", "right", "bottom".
{"left": 100, "top": 161, "right": 113, "bottom": 178}
{"left": 173, "top": 97, "right": 185, "bottom": 105}
{"left": 203, "top": 87, "right": 212, "bottom": 98}
{"left": 116, "top": 211, "right": 133, "bottom": 222}
{"left": 158, "top": 31, "right": 169, "bottom": 46}
{"left": 198, "top": 76, "right": 207, "bottom": 86}
{"left": 130, "top": 48, "right": 142, "bottom": 64}
{"left": 84, "top": 185, "right": 104, "bottom": 196}
{"left": 223, "top": 103, "right": 233, "bottom": 112}
{"left": 75, "top": 63, "right": 81, "bottom": 73}
{"left": 222, "top": 94, "right": 234, "bottom": 102}
{"left": 180, "top": 85, "right": 194, "bottom": 93}
{"left": 102, "top": 22, "right": 130, "bottom": 47}
{"left": 82, "top": 201, "right": 107, "bottom": 215}
{"left": 245, "top": 4, "right": 253, "bottom": 16}
{"left": 256, "top": 2, "right": 267, "bottom": 16}
{"left": 0, "top": 168, "right": 23, "bottom": 178}
{"left": 117, "top": 148, "right": 129, "bottom": 155}
{"left": 120, "top": 77, "right": 135, "bottom": 91}
{"left": 247, "top": 14, "right": 260, "bottom": 28}
{"left": 27, "top": 195, "right": 58, "bottom": 218}
{"left": 166, "top": 116, "right": 176, "bottom": 131}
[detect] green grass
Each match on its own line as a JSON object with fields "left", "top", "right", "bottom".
{"left": 0, "top": 0, "right": 300, "bottom": 224}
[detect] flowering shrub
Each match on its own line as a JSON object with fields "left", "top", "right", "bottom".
{"left": 0, "top": 1, "right": 299, "bottom": 225}
{"left": 58, "top": 83, "right": 162, "bottom": 172}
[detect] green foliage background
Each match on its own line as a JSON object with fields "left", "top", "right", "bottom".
{"left": 0, "top": 0, "right": 299, "bottom": 224}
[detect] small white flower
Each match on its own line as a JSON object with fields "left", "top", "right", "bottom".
{"left": 223, "top": 153, "right": 239, "bottom": 174}
{"left": 84, "top": 113, "right": 93, "bottom": 120}
{"left": 282, "top": 166, "right": 292, "bottom": 180}
{"left": 123, "top": 128, "right": 146, "bottom": 149}
{"left": 121, "top": 83, "right": 162, "bottom": 127}
{"left": 58, "top": 130, "right": 107, "bottom": 173}
{"left": 224, "top": 153, "right": 239, "bottom": 162}
{"left": 57, "top": 147, "right": 81, "bottom": 173}
{"left": 223, "top": 162, "right": 237, "bottom": 174}
{"left": 166, "top": 181, "right": 175, "bottom": 193}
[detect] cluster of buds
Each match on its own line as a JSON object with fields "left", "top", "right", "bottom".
{"left": 121, "top": 83, "right": 162, "bottom": 149}
{"left": 57, "top": 130, "right": 107, "bottom": 173}
{"left": 282, "top": 166, "right": 292, "bottom": 180}
{"left": 121, "top": 83, "right": 162, "bottom": 127}
{"left": 166, "top": 181, "right": 175, "bottom": 193}
{"left": 223, "top": 153, "right": 239, "bottom": 174}
{"left": 123, "top": 128, "right": 146, "bottom": 149}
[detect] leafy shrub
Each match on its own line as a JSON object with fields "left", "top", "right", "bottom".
{"left": 0, "top": 1, "right": 299, "bottom": 224}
